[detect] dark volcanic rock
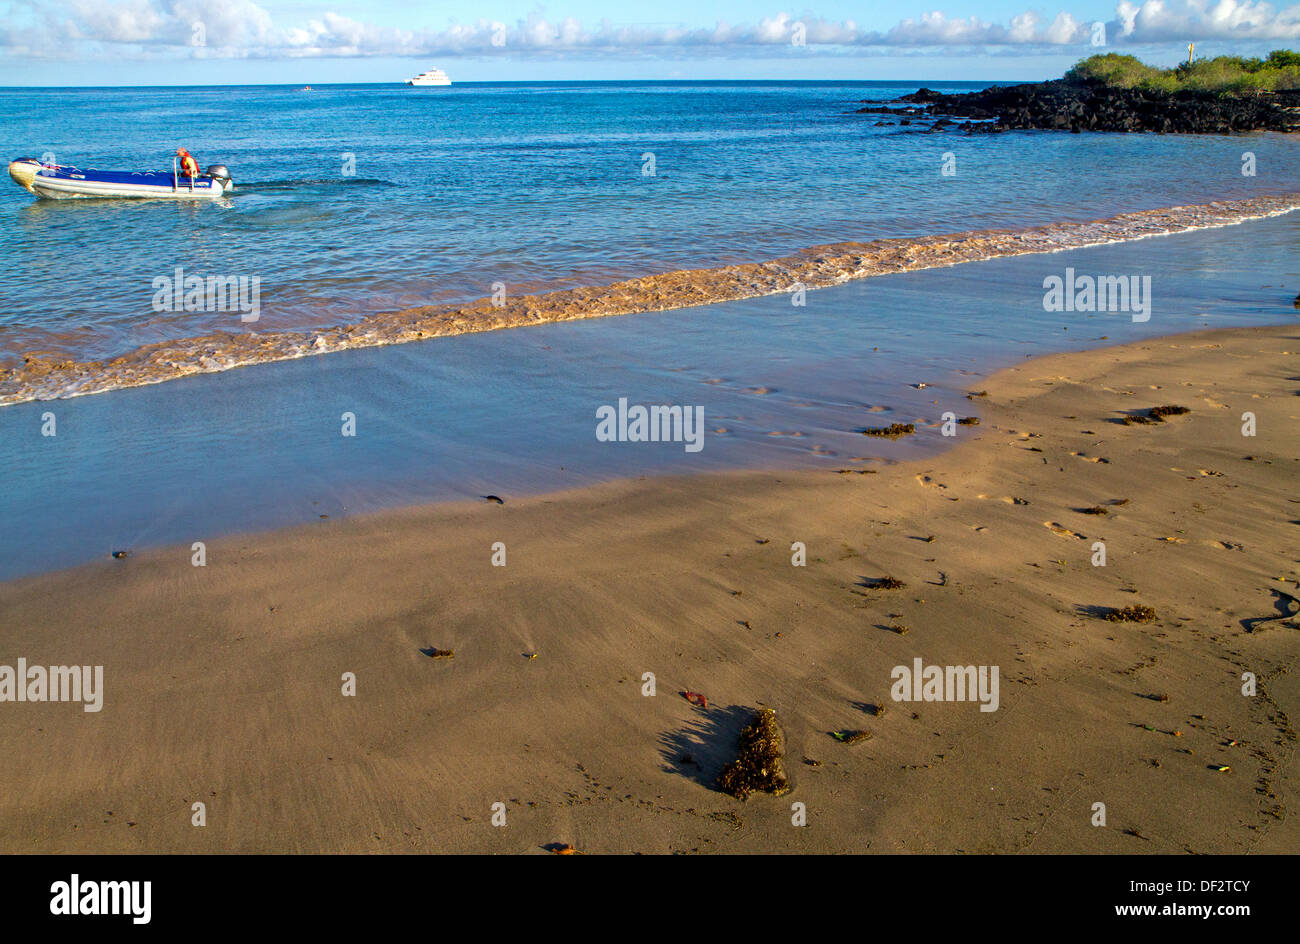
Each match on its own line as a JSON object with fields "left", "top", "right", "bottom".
{"left": 854, "top": 104, "right": 923, "bottom": 116}
{"left": 888, "top": 79, "right": 1300, "bottom": 134}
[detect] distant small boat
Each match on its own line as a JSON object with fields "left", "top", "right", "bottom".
{"left": 7, "top": 158, "right": 233, "bottom": 200}
{"left": 300, "top": 85, "right": 313, "bottom": 91}
{"left": 407, "top": 68, "right": 451, "bottom": 86}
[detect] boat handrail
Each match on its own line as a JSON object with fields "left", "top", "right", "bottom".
{"left": 169, "top": 158, "right": 194, "bottom": 190}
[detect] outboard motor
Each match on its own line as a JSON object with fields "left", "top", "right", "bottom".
{"left": 205, "top": 164, "right": 233, "bottom": 193}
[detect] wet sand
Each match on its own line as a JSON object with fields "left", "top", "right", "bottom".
{"left": 1, "top": 324, "right": 1297, "bottom": 853}
{"left": 4, "top": 193, "right": 1296, "bottom": 406}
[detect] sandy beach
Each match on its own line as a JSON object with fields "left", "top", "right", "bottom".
{"left": 1, "top": 323, "right": 1296, "bottom": 854}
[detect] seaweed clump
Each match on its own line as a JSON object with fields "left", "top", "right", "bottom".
{"left": 1104, "top": 605, "right": 1157, "bottom": 623}
{"left": 1124, "top": 405, "right": 1191, "bottom": 425}
{"left": 716, "top": 708, "right": 790, "bottom": 800}
{"left": 868, "top": 576, "right": 907, "bottom": 590}
{"left": 863, "top": 423, "right": 916, "bottom": 439}
{"left": 831, "top": 729, "right": 872, "bottom": 744}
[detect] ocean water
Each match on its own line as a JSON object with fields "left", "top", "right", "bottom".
{"left": 1, "top": 81, "right": 1298, "bottom": 579}
{"left": 0, "top": 211, "right": 1295, "bottom": 580}
{"left": 2, "top": 80, "right": 1299, "bottom": 370}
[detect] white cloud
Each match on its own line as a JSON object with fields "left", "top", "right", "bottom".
{"left": 1007, "top": 12, "right": 1044, "bottom": 43}
{"left": 63, "top": 0, "right": 165, "bottom": 43}
{"left": 885, "top": 12, "right": 1004, "bottom": 46}
{"left": 2, "top": 1, "right": 1298, "bottom": 58}
{"left": 1117, "top": 1, "right": 1141, "bottom": 35}
{"left": 1043, "top": 12, "right": 1086, "bottom": 43}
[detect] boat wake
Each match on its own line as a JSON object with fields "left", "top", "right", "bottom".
{"left": 236, "top": 177, "right": 399, "bottom": 192}
{"left": 2, "top": 193, "right": 1297, "bottom": 407}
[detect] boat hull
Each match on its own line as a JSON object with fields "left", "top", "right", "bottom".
{"left": 8, "top": 159, "right": 232, "bottom": 200}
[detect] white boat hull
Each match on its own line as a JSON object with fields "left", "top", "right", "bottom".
{"left": 407, "top": 68, "right": 451, "bottom": 85}
{"left": 8, "top": 159, "right": 232, "bottom": 200}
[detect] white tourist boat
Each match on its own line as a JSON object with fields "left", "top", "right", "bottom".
{"left": 407, "top": 68, "right": 452, "bottom": 86}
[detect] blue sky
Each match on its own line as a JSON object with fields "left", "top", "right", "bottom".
{"left": 1, "top": 1, "right": 1297, "bottom": 85}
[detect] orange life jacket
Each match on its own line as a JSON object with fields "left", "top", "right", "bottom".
{"left": 178, "top": 152, "right": 199, "bottom": 177}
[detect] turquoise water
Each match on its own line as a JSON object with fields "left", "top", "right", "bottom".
{"left": 2, "top": 81, "right": 1298, "bottom": 365}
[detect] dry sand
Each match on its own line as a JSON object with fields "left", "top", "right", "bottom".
{"left": 1, "top": 324, "right": 1297, "bottom": 854}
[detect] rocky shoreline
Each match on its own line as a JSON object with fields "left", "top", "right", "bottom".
{"left": 858, "top": 79, "right": 1300, "bottom": 134}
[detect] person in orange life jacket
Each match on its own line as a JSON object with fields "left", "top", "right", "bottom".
{"left": 176, "top": 147, "right": 199, "bottom": 178}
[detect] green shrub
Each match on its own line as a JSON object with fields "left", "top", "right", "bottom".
{"left": 1065, "top": 53, "right": 1161, "bottom": 87}
{"left": 1066, "top": 50, "right": 1300, "bottom": 94}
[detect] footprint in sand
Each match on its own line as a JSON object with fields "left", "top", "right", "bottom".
{"left": 978, "top": 494, "right": 1030, "bottom": 505}
{"left": 1070, "top": 451, "right": 1110, "bottom": 463}
{"left": 917, "top": 475, "right": 948, "bottom": 489}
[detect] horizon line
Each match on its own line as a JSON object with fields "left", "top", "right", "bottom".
{"left": 0, "top": 77, "right": 1027, "bottom": 89}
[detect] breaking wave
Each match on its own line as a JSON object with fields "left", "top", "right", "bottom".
{"left": 3, "top": 193, "right": 1297, "bottom": 406}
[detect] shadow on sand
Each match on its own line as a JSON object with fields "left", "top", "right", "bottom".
{"left": 657, "top": 704, "right": 756, "bottom": 792}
